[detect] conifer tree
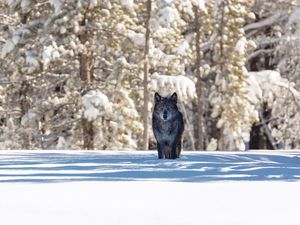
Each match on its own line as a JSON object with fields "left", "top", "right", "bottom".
{"left": 210, "top": 0, "right": 258, "bottom": 150}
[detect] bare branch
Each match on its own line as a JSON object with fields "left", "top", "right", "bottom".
{"left": 244, "top": 11, "right": 288, "bottom": 32}
{"left": 247, "top": 49, "right": 274, "bottom": 60}
{"left": 259, "top": 111, "right": 278, "bottom": 150}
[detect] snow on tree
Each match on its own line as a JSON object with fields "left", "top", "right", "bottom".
{"left": 276, "top": 4, "right": 300, "bottom": 88}
{"left": 244, "top": 1, "right": 300, "bottom": 149}
{"left": 273, "top": 4, "right": 300, "bottom": 149}
{"left": 0, "top": 0, "right": 145, "bottom": 149}
{"left": 246, "top": 0, "right": 296, "bottom": 71}
{"left": 146, "top": 0, "right": 211, "bottom": 149}
{"left": 0, "top": 2, "right": 28, "bottom": 149}
{"left": 151, "top": 73, "right": 196, "bottom": 100}
{"left": 209, "top": 0, "right": 258, "bottom": 150}
{"left": 1, "top": 0, "right": 300, "bottom": 151}
{"left": 247, "top": 70, "right": 300, "bottom": 149}
{"left": 81, "top": 90, "right": 111, "bottom": 122}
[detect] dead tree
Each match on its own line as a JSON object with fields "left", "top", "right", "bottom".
{"left": 193, "top": 5, "right": 204, "bottom": 150}
{"left": 142, "top": 0, "right": 152, "bottom": 150}
{"left": 79, "top": 15, "right": 94, "bottom": 150}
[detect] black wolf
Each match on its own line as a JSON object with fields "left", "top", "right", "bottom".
{"left": 152, "top": 92, "right": 184, "bottom": 159}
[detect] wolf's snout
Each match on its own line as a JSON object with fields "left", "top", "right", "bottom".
{"left": 163, "top": 110, "right": 168, "bottom": 119}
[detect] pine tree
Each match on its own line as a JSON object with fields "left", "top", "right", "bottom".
{"left": 210, "top": 0, "right": 258, "bottom": 150}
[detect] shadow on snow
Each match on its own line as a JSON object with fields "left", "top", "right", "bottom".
{"left": 0, "top": 151, "right": 300, "bottom": 183}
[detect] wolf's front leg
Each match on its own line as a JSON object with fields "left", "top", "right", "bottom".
{"left": 176, "top": 138, "right": 182, "bottom": 158}
{"left": 171, "top": 142, "right": 177, "bottom": 159}
{"left": 157, "top": 142, "right": 164, "bottom": 159}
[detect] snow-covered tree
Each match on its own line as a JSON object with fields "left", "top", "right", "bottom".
{"left": 1, "top": 0, "right": 300, "bottom": 151}
{"left": 0, "top": 0, "right": 145, "bottom": 150}
{"left": 209, "top": 0, "right": 258, "bottom": 150}
{"left": 246, "top": 0, "right": 300, "bottom": 150}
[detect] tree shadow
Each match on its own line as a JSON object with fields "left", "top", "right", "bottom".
{"left": 0, "top": 151, "right": 300, "bottom": 183}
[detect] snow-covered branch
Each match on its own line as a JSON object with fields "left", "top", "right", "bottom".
{"left": 247, "top": 49, "right": 273, "bottom": 60}
{"left": 244, "top": 11, "right": 288, "bottom": 32}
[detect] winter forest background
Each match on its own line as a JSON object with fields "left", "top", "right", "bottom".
{"left": 0, "top": 0, "right": 300, "bottom": 151}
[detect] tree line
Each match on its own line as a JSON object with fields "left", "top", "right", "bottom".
{"left": 0, "top": 0, "right": 299, "bottom": 150}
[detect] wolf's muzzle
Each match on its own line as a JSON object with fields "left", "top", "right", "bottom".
{"left": 163, "top": 110, "right": 168, "bottom": 120}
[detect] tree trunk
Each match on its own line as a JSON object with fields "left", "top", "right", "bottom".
{"left": 81, "top": 117, "right": 94, "bottom": 150}
{"left": 20, "top": 81, "right": 32, "bottom": 149}
{"left": 180, "top": 101, "right": 195, "bottom": 150}
{"left": 194, "top": 5, "right": 204, "bottom": 150}
{"left": 79, "top": 15, "right": 94, "bottom": 150}
{"left": 218, "top": 1, "right": 226, "bottom": 150}
{"left": 142, "top": 0, "right": 151, "bottom": 150}
{"left": 80, "top": 53, "right": 93, "bottom": 84}
{"left": 249, "top": 103, "right": 277, "bottom": 150}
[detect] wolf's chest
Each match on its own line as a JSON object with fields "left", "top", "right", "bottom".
{"left": 154, "top": 120, "right": 177, "bottom": 142}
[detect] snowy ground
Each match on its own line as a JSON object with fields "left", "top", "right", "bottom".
{"left": 1, "top": 150, "right": 300, "bottom": 225}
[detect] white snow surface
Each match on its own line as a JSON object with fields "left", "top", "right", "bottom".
{"left": 1, "top": 150, "right": 300, "bottom": 225}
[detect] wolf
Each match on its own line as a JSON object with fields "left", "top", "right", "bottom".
{"left": 152, "top": 92, "right": 184, "bottom": 159}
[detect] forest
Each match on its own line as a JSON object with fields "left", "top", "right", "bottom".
{"left": 0, "top": 0, "right": 300, "bottom": 151}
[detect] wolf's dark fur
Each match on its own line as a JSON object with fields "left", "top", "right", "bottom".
{"left": 152, "top": 92, "right": 184, "bottom": 159}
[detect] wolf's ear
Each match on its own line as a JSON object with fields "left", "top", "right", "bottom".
{"left": 154, "top": 92, "right": 161, "bottom": 103}
{"left": 170, "top": 92, "right": 177, "bottom": 103}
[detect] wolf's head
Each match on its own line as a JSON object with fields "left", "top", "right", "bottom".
{"left": 153, "top": 92, "right": 179, "bottom": 121}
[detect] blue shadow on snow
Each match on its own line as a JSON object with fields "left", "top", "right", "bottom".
{"left": 0, "top": 151, "right": 300, "bottom": 183}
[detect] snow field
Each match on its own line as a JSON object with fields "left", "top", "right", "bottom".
{"left": 1, "top": 181, "right": 300, "bottom": 225}
{"left": 1, "top": 150, "right": 300, "bottom": 225}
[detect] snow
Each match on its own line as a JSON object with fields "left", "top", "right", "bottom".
{"left": 235, "top": 37, "right": 247, "bottom": 54}
{"left": 159, "top": 6, "right": 179, "bottom": 27}
{"left": 42, "top": 45, "right": 60, "bottom": 69}
{"left": 244, "top": 12, "right": 283, "bottom": 31}
{"left": 127, "top": 30, "right": 145, "bottom": 48}
{"left": 1, "top": 26, "right": 31, "bottom": 58}
{"left": 192, "top": 0, "right": 206, "bottom": 11}
{"left": 173, "top": 39, "right": 190, "bottom": 55}
{"left": 181, "top": 1, "right": 194, "bottom": 17}
{"left": 247, "top": 70, "right": 300, "bottom": 106}
{"left": 1, "top": 40, "right": 15, "bottom": 58}
{"left": 21, "top": 109, "right": 38, "bottom": 126}
{"left": 21, "top": 0, "right": 31, "bottom": 12}
{"left": 151, "top": 73, "right": 196, "bottom": 100}
{"left": 25, "top": 51, "right": 39, "bottom": 68}
{"left": 207, "top": 138, "right": 217, "bottom": 151}
{"left": 81, "top": 90, "right": 110, "bottom": 121}
{"left": 50, "top": 0, "right": 62, "bottom": 14}
{"left": 120, "top": 0, "right": 134, "bottom": 10}
{"left": 7, "top": 0, "right": 21, "bottom": 10}
{"left": 89, "top": 0, "right": 98, "bottom": 9}
{"left": 0, "top": 150, "right": 300, "bottom": 225}
{"left": 245, "top": 71, "right": 262, "bottom": 104}
{"left": 56, "top": 136, "right": 68, "bottom": 149}
{"left": 286, "top": 7, "right": 300, "bottom": 27}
